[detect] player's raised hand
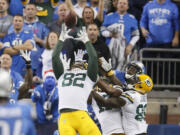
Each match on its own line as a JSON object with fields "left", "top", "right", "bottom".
{"left": 74, "top": 49, "right": 86, "bottom": 62}
{"left": 20, "top": 50, "right": 31, "bottom": 68}
{"left": 99, "top": 57, "right": 112, "bottom": 72}
{"left": 20, "top": 50, "right": 31, "bottom": 61}
{"left": 75, "top": 27, "right": 90, "bottom": 44}
{"left": 60, "top": 53, "right": 71, "bottom": 70}
{"left": 59, "top": 23, "right": 73, "bottom": 42}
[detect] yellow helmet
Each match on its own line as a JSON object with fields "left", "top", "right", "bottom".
{"left": 133, "top": 74, "right": 153, "bottom": 94}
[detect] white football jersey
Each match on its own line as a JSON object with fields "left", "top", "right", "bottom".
{"left": 58, "top": 68, "right": 95, "bottom": 111}
{"left": 92, "top": 92, "right": 124, "bottom": 135}
{"left": 120, "top": 90, "right": 148, "bottom": 135}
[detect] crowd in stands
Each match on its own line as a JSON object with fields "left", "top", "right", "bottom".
{"left": 0, "top": 0, "right": 179, "bottom": 135}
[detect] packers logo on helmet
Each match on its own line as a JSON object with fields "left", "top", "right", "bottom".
{"left": 133, "top": 74, "right": 153, "bottom": 94}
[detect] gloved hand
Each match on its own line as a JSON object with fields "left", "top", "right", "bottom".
{"left": 60, "top": 53, "right": 71, "bottom": 70}
{"left": 111, "top": 85, "right": 123, "bottom": 97}
{"left": 75, "top": 27, "right": 90, "bottom": 44}
{"left": 74, "top": 49, "right": 86, "bottom": 62}
{"left": 99, "top": 57, "right": 112, "bottom": 72}
{"left": 113, "top": 85, "right": 124, "bottom": 93}
{"left": 20, "top": 50, "right": 31, "bottom": 69}
{"left": 59, "top": 23, "right": 73, "bottom": 42}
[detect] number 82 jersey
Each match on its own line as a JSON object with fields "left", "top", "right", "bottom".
{"left": 120, "top": 90, "right": 148, "bottom": 135}
{"left": 58, "top": 68, "right": 95, "bottom": 111}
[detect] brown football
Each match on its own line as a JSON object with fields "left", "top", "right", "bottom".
{"left": 64, "top": 10, "right": 77, "bottom": 28}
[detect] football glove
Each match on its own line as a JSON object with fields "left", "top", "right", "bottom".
{"left": 59, "top": 23, "right": 73, "bottom": 42}
{"left": 20, "top": 50, "right": 31, "bottom": 69}
{"left": 60, "top": 53, "right": 71, "bottom": 70}
{"left": 99, "top": 57, "right": 112, "bottom": 72}
{"left": 75, "top": 27, "right": 90, "bottom": 44}
{"left": 74, "top": 49, "right": 86, "bottom": 62}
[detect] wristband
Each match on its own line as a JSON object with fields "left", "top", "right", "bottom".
{"left": 26, "top": 61, "right": 31, "bottom": 69}
{"left": 26, "top": 64, "right": 31, "bottom": 69}
{"left": 107, "top": 70, "right": 114, "bottom": 76}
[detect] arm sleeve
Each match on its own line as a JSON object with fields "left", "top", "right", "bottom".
{"left": 129, "top": 29, "right": 140, "bottom": 47}
{"left": 85, "top": 41, "right": 98, "bottom": 82}
{"left": 140, "top": 4, "right": 149, "bottom": 29}
{"left": 52, "top": 40, "right": 64, "bottom": 80}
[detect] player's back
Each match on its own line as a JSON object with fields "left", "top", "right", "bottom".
{"left": 58, "top": 68, "right": 94, "bottom": 111}
{"left": 0, "top": 102, "right": 36, "bottom": 135}
{"left": 120, "top": 90, "right": 148, "bottom": 135}
{"left": 92, "top": 92, "right": 124, "bottom": 135}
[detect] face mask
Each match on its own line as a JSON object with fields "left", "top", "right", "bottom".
{"left": 43, "top": 76, "right": 56, "bottom": 92}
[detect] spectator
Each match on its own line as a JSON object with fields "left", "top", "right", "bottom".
{"left": 0, "top": 53, "right": 33, "bottom": 103}
{"left": 48, "top": 2, "right": 69, "bottom": 34}
{"left": 101, "top": 0, "right": 139, "bottom": 71}
{"left": 0, "top": 0, "right": 13, "bottom": 41}
{"left": 3, "top": 15, "right": 34, "bottom": 76}
{"left": 66, "top": 0, "right": 104, "bottom": 28}
{"left": 140, "top": 0, "right": 179, "bottom": 85}
{"left": 73, "top": 0, "right": 97, "bottom": 18}
{"left": 0, "top": 70, "right": 36, "bottom": 135}
{"left": 41, "top": 31, "right": 59, "bottom": 77}
{"left": 23, "top": 3, "right": 49, "bottom": 78}
{"left": 87, "top": 23, "right": 111, "bottom": 60}
{"left": 23, "top": 0, "right": 59, "bottom": 24}
{"left": 31, "top": 70, "right": 59, "bottom": 135}
{"left": 140, "top": 0, "right": 179, "bottom": 49}
{"left": 82, "top": 0, "right": 104, "bottom": 28}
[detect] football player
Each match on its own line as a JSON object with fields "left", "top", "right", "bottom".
{"left": 100, "top": 57, "right": 146, "bottom": 87}
{"left": 92, "top": 74, "right": 153, "bottom": 135}
{"left": 52, "top": 24, "right": 101, "bottom": 135}
{"left": 0, "top": 69, "right": 36, "bottom": 135}
{"left": 91, "top": 85, "right": 125, "bottom": 135}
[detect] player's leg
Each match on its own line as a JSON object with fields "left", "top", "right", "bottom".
{"left": 76, "top": 111, "right": 101, "bottom": 135}
{"left": 58, "top": 113, "right": 77, "bottom": 135}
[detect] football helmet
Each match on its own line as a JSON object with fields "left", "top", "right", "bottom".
{"left": 0, "top": 69, "right": 12, "bottom": 97}
{"left": 125, "top": 61, "right": 145, "bottom": 80}
{"left": 133, "top": 74, "right": 153, "bottom": 94}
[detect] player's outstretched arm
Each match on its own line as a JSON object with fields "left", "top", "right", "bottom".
{"left": 52, "top": 40, "right": 64, "bottom": 80}
{"left": 96, "top": 79, "right": 122, "bottom": 97}
{"left": 18, "top": 50, "right": 33, "bottom": 99}
{"left": 75, "top": 28, "right": 98, "bottom": 82}
{"left": 52, "top": 24, "right": 72, "bottom": 79}
{"left": 92, "top": 91, "right": 126, "bottom": 108}
{"left": 85, "top": 41, "right": 98, "bottom": 82}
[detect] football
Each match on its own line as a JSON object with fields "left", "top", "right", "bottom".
{"left": 64, "top": 10, "right": 77, "bottom": 28}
